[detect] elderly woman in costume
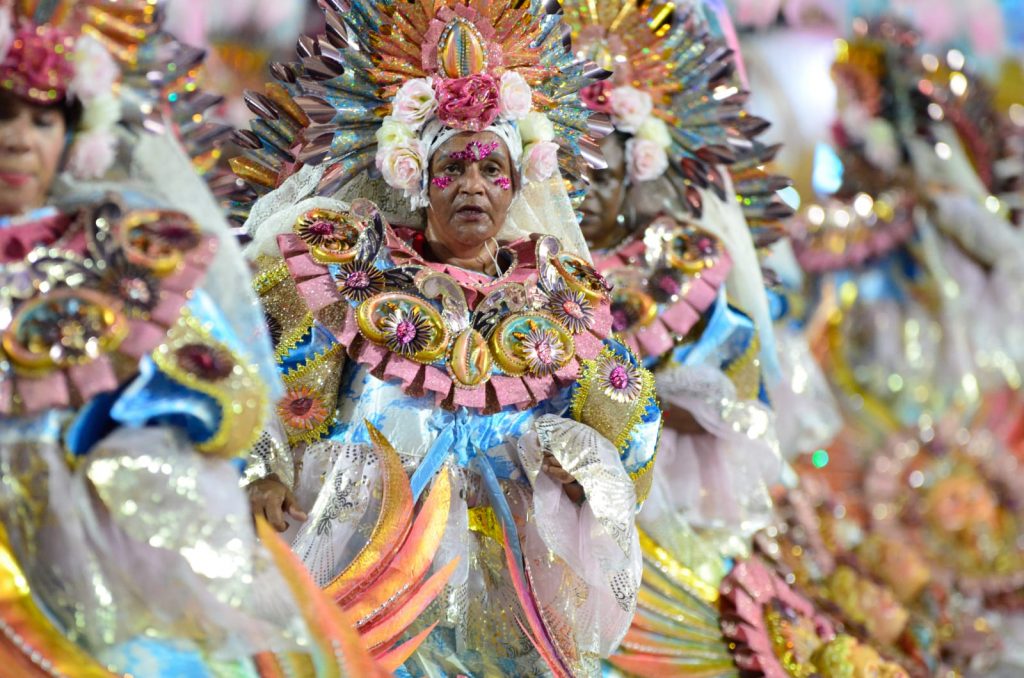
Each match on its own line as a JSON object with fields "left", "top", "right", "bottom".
{"left": 238, "top": 0, "right": 660, "bottom": 675}
{"left": 557, "top": 0, "right": 794, "bottom": 578}
{"left": 0, "top": 2, "right": 371, "bottom": 675}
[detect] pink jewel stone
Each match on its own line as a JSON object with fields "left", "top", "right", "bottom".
{"left": 431, "top": 176, "right": 453, "bottom": 190}
{"left": 309, "top": 220, "right": 335, "bottom": 236}
{"left": 657, "top": 275, "right": 680, "bottom": 296}
{"left": 494, "top": 176, "right": 512, "bottom": 191}
{"left": 394, "top": 320, "right": 418, "bottom": 345}
{"left": 346, "top": 270, "right": 371, "bottom": 289}
{"left": 611, "top": 308, "right": 630, "bottom": 332}
{"left": 288, "top": 396, "right": 314, "bottom": 416}
{"left": 608, "top": 365, "right": 630, "bottom": 390}
{"left": 696, "top": 237, "right": 715, "bottom": 255}
{"left": 562, "top": 299, "right": 584, "bottom": 318}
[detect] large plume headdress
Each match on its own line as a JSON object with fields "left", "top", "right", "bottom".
{"left": 561, "top": 0, "right": 789, "bottom": 234}
{"left": 230, "top": 0, "right": 611, "bottom": 216}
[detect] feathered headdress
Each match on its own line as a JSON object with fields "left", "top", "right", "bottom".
{"left": 231, "top": 0, "right": 610, "bottom": 213}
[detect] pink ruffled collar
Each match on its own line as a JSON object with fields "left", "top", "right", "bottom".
{"left": 279, "top": 211, "right": 615, "bottom": 413}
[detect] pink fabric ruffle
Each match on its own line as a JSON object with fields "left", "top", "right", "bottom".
{"left": 280, "top": 224, "right": 615, "bottom": 414}
{"left": 594, "top": 235, "right": 732, "bottom": 361}
{"left": 8, "top": 226, "right": 219, "bottom": 415}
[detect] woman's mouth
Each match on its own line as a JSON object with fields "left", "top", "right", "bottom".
{"left": 0, "top": 172, "right": 33, "bottom": 188}
{"left": 455, "top": 205, "right": 486, "bottom": 221}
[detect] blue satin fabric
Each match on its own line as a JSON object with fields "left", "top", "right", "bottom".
{"left": 64, "top": 291, "right": 247, "bottom": 458}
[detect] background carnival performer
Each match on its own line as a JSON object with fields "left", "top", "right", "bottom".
{"left": 562, "top": 0, "right": 792, "bottom": 579}
{"left": 0, "top": 1, "right": 390, "bottom": 675}
{"left": 236, "top": 0, "right": 661, "bottom": 675}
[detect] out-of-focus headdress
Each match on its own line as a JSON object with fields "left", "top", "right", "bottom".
{"left": 231, "top": 0, "right": 609, "bottom": 213}
{"left": 562, "top": 0, "right": 789, "bottom": 232}
{"left": 0, "top": 0, "right": 230, "bottom": 179}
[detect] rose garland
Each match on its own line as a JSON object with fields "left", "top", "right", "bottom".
{"left": 581, "top": 81, "right": 673, "bottom": 183}
{"left": 373, "top": 71, "right": 560, "bottom": 206}
{"left": 0, "top": 11, "right": 122, "bottom": 180}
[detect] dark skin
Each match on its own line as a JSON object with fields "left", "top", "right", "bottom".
{"left": 424, "top": 131, "right": 515, "bottom": 275}
{"left": 579, "top": 133, "right": 630, "bottom": 251}
{"left": 250, "top": 132, "right": 584, "bottom": 530}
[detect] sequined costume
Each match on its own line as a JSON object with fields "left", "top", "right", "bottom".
{"left": 233, "top": 0, "right": 661, "bottom": 675}
{"left": 0, "top": 2, "right": 385, "bottom": 675}
{"left": 792, "top": 19, "right": 1024, "bottom": 438}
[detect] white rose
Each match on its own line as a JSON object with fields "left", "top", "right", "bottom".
{"left": 627, "top": 138, "right": 669, "bottom": 182}
{"left": 609, "top": 86, "right": 653, "bottom": 134}
{"left": 70, "top": 36, "right": 119, "bottom": 102}
{"left": 519, "top": 111, "right": 554, "bottom": 144}
{"left": 499, "top": 71, "right": 532, "bottom": 120}
{"left": 636, "top": 116, "right": 671, "bottom": 149}
{"left": 375, "top": 118, "right": 415, "bottom": 147}
{"left": 863, "top": 119, "right": 899, "bottom": 173}
{"left": 391, "top": 77, "right": 437, "bottom": 131}
{"left": 375, "top": 138, "right": 427, "bottom": 193}
{"left": 80, "top": 94, "right": 122, "bottom": 132}
{"left": 523, "top": 141, "right": 559, "bottom": 183}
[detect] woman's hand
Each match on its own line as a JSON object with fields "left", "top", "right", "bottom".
{"left": 542, "top": 453, "right": 585, "bottom": 504}
{"left": 248, "top": 476, "right": 308, "bottom": 532}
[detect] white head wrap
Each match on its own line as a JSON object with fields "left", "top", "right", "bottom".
{"left": 412, "top": 118, "right": 524, "bottom": 208}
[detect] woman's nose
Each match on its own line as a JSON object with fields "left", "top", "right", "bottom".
{"left": 0, "top": 114, "right": 33, "bottom": 153}
{"left": 458, "top": 164, "right": 487, "bottom": 194}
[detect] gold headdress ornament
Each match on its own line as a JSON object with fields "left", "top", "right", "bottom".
{"left": 230, "top": 0, "right": 612, "bottom": 216}
{"left": 559, "top": 0, "right": 791, "bottom": 239}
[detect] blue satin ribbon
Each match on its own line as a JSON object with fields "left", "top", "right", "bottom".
{"left": 407, "top": 404, "right": 539, "bottom": 500}
{"left": 671, "top": 291, "right": 756, "bottom": 370}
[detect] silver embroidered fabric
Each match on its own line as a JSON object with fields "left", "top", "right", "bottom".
{"left": 0, "top": 419, "right": 311, "bottom": 660}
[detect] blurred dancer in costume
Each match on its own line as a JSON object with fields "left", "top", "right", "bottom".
{"left": 234, "top": 0, "right": 661, "bottom": 675}
{"left": 0, "top": 1, "right": 402, "bottom": 675}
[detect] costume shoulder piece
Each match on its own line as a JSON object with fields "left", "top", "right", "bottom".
{"left": 265, "top": 200, "right": 616, "bottom": 414}
{"left": 0, "top": 200, "right": 265, "bottom": 454}
{"left": 593, "top": 217, "right": 732, "bottom": 362}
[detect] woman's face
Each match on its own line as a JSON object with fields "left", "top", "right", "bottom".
{"left": 580, "top": 133, "right": 627, "bottom": 246}
{"left": 0, "top": 93, "right": 67, "bottom": 216}
{"left": 426, "top": 131, "right": 515, "bottom": 255}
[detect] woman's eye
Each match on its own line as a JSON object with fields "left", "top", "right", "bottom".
{"left": 445, "top": 164, "right": 460, "bottom": 174}
{"left": 32, "top": 114, "right": 58, "bottom": 128}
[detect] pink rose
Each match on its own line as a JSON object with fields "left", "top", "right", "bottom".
{"left": 375, "top": 138, "right": 427, "bottom": 194}
{"left": 435, "top": 74, "right": 500, "bottom": 132}
{"left": 499, "top": 71, "right": 532, "bottom": 120}
{"left": 626, "top": 138, "right": 669, "bottom": 182}
{"left": 523, "top": 141, "right": 559, "bottom": 183}
{"left": 1, "top": 23, "right": 76, "bottom": 102}
{"left": 391, "top": 77, "right": 437, "bottom": 131}
{"left": 609, "top": 86, "right": 653, "bottom": 134}
{"left": 66, "top": 130, "right": 118, "bottom": 180}
{"left": 580, "top": 81, "right": 613, "bottom": 114}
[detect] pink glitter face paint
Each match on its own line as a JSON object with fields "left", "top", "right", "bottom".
{"left": 431, "top": 176, "right": 453, "bottom": 190}
{"left": 449, "top": 140, "right": 500, "bottom": 162}
{"left": 493, "top": 176, "right": 511, "bottom": 191}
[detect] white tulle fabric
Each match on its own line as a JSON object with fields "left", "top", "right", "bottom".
{"left": 696, "top": 181, "right": 781, "bottom": 383}
{"left": 769, "top": 324, "right": 843, "bottom": 456}
{"left": 0, "top": 420, "right": 310, "bottom": 663}
{"left": 644, "top": 362, "right": 780, "bottom": 538}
